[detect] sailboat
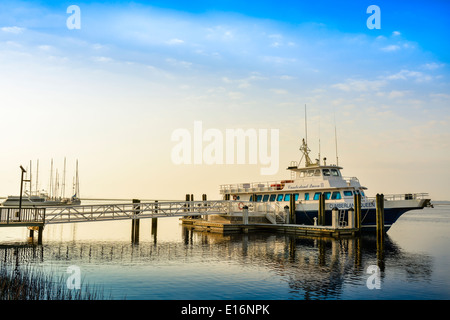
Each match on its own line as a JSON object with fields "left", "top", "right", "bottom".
{"left": 1, "top": 159, "right": 81, "bottom": 207}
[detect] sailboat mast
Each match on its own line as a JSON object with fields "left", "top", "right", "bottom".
{"left": 63, "top": 157, "right": 66, "bottom": 199}
{"left": 36, "top": 159, "right": 39, "bottom": 196}
{"left": 49, "top": 159, "right": 53, "bottom": 200}
{"left": 75, "top": 159, "right": 80, "bottom": 198}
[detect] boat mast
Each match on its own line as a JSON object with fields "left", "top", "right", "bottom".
{"left": 299, "top": 105, "right": 317, "bottom": 167}
{"left": 36, "top": 159, "right": 39, "bottom": 196}
{"left": 63, "top": 157, "right": 66, "bottom": 199}
{"left": 334, "top": 111, "right": 339, "bottom": 166}
{"left": 304, "top": 104, "right": 308, "bottom": 146}
{"left": 49, "top": 159, "right": 53, "bottom": 200}
{"left": 74, "top": 159, "right": 80, "bottom": 198}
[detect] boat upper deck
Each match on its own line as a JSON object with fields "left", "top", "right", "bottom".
{"left": 220, "top": 165, "right": 363, "bottom": 195}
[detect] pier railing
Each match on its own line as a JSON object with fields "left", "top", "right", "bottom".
{"left": 0, "top": 207, "right": 46, "bottom": 224}
{"left": 0, "top": 200, "right": 291, "bottom": 226}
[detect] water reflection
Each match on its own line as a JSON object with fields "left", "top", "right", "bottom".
{"left": 0, "top": 224, "right": 434, "bottom": 300}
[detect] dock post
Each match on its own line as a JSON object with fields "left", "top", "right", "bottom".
{"left": 348, "top": 207, "right": 355, "bottom": 229}
{"left": 376, "top": 194, "right": 385, "bottom": 270}
{"left": 284, "top": 205, "right": 289, "bottom": 224}
{"left": 289, "top": 194, "right": 295, "bottom": 224}
{"left": 242, "top": 205, "right": 249, "bottom": 225}
{"left": 37, "top": 226, "right": 43, "bottom": 245}
{"left": 132, "top": 199, "right": 140, "bottom": 243}
{"left": 318, "top": 193, "right": 325, "bottom": 226}
{"left": 332, "top": 207, "right": 339, "bottom": 228}
{"left": 242, "top": 205, "right": 249, "bottom": 233}
{"left": 354, "top": 194, "right": 362, "bottom": 231}
{"left": 376, "top": 194, "right": 385, "bottom": 239}
{"left": 152, "top": 200, "right": 158, "bottom": 241}
{"left": 348, "top": 207, "right": 355, "bottom": 228}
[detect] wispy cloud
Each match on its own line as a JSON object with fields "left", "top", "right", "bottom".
{"left": 331, "top": 79, "right": 387, "bottom": 92}
{"left": 1, "top": 26, "right": 25, "bottom": 34}
{"left": 381, "top": 44, "right": 401, "bottom": 52}
{"left": 166, "top": 38, "right": 185, "bottom": 45}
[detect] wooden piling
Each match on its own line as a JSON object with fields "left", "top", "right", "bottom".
{"left": 376, "top": 194, "right": 385, "bottom": 239}
{"left": 132, "top": 199, "right": 140, "bottom": 243}
{"left": 318, "top": 193, "right": 325, "bottom": 226}
{"left": 152, "top": 200, "right": 158, "bottom": 237}
{"left": 376, "top": 194, "right": 385, "bottom": 270}
{"left": 289, "top": 194, "right": 295, "bottom": 224}
{"left": 37, "top": 226, "right": 43, "bottom": 244}
{"left": 242, "top": 205, "right": 249, "bottom": 233}
{"left": 354, "top": 193, "right": 362, "bottom": 230}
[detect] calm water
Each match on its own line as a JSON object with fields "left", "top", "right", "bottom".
{"left": 1, "top": 204, "right": 449, "bottom": 300}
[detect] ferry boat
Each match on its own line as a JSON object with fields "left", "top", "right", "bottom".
{"left": 219, "top": 138, "right": 430, "bottom": 231}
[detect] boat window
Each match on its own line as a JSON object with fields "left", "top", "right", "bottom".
{"left": 249, "top": 195, "right": 253, "bottom": 201}
{"left": 294, "top": 193, "right": 299, "bottom": 201}
{"left": 313, "top": 192, "right": 321, "bottom": 200}
{"left": 277, "top": 194, "right": 284, "bottom": 201}
{"left": 360, "top": 191, "right": 365, "bottom": 197}
{"left": 263, "top": 195, "right": 269, "bottom": 202}
{"left": 299, "top": 171, "right": 305, "bottom": 178}
{"left": 323, "top": 169, "right": 330, "bottom": 176}
{"left": 324, "top": 192, "right": 331, "bottom": 200}
{"left": 284, "top": 194, "right": 291, "bottom": 201}
{"left": 256, "top": 195, "right": 262, "bottom": 202}
{"left": 304, "top": 193, "right": 310, "bottom": 201}
{"left": 343, "top": 191, "right": 353, "bottom": 197}
{"left": 314, "top": 170, "right": 321, "bottom": 176}
{"left": 331, "top": 169, "right": 340, "bottom": 176}
{"left": 332, "top": 191, "right": 341, "bottom": 200}
{"left": 354, "top": 190, "right": 360, "bottom": 195}
{"left": 270, "top": 194, "right": 276, "bottom": 202}
{"left": 307, "top": 170, "right": 314, "bottom": 177}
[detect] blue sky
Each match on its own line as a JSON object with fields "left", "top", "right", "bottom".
{"left": 0, "top": 1, "right": 449, "bottom": 200}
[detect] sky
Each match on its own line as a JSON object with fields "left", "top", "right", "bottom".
{"left": 0, "top": 0, "right": 449, "bottom": 201}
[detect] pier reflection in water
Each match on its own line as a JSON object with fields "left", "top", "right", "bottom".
{"left": 0, "top": 215, "right": 436, "bottom": 300}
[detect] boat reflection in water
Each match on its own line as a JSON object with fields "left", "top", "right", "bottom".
{"left": 0, "top": 224, "right": 433, "bottom": 300}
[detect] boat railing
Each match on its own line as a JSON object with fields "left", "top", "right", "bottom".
{"left": 342, "top": 176, "right": 359, "bottom": 185}
{"left": 219, "top": 180, "right": 296, "bottom": 193}
{"left": 367, "top": 193, "right": 429, "bottom": 201}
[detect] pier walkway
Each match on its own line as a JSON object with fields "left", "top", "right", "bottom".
{"left": 0, "top": 197, "right": 367, "bottom": 243}
{"left": 0, "top": 200, "right": 287, "bottom": 227}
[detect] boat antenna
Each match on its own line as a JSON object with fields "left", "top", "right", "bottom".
{"left": 334, "top": 110, "right": 339, "bottom": 166}
{"left": 304, "top": 104, "right": 308, "bottom": 145}
{"left": 318, "top": 112, "right": 321, "bottom": 166}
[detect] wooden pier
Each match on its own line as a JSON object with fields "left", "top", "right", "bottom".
{"left": 181, "top": 218, "right": 359, "bottom": 237}
{"left": 0, "top": 194, "right": 387, "bottom": 242}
